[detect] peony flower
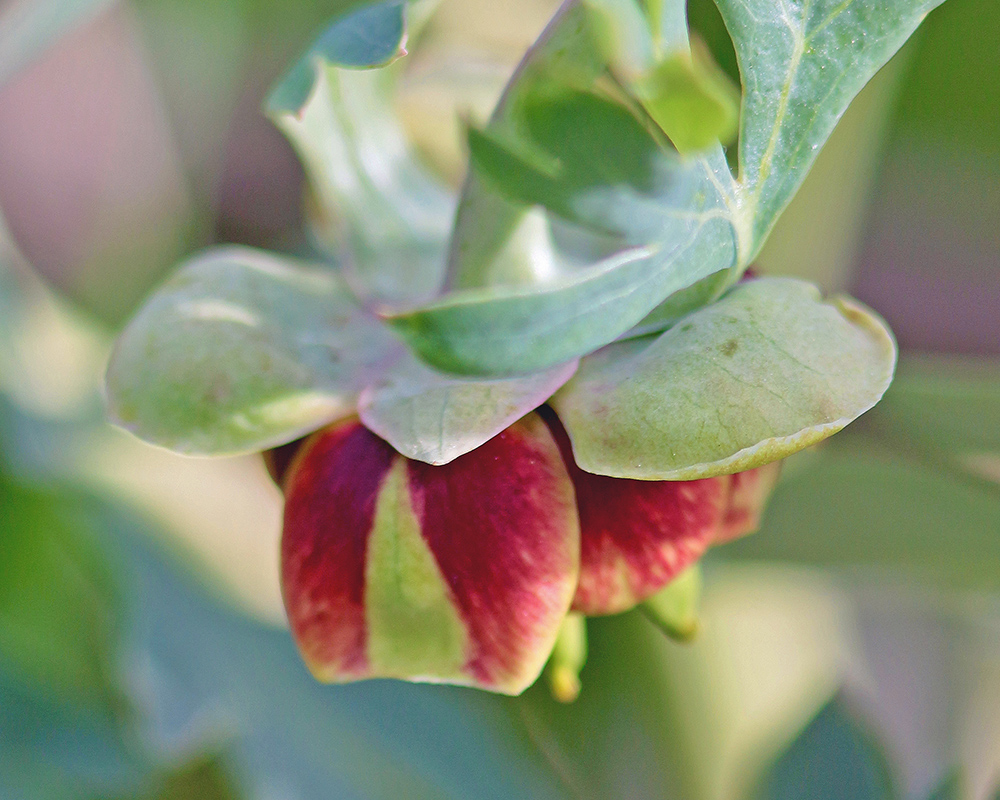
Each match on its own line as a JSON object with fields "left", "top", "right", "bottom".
{"left": 105, "top": 0, "right": 906, "bottom": 700}
{"left": 266, "top": 408, "right": 780, "bottom": 695}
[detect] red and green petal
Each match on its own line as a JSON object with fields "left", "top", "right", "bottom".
{"left": 542, "top": 410, "right": 727, "bottom": 616}
{"left": 280, "top": 413, "right": 580, "bottom": 694}
{"left": 716, "top": 461, "right": 782, "bottom": 543}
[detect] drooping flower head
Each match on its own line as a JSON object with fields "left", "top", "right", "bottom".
{"left": 105, "top": 0, "right": 911, "bottom": 696}
{"left": 270, "top": 409, "right": 780, "bottom": 694}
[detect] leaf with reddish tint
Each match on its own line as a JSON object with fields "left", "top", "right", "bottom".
{"left": 543, "top": 409, "right": 726, "bottom": 615}
{"left": 552, "top": 277, "right": 896, "bottom": 480}
{"left": 358, "top": 352, "right": 578, "bottom": 465}
{"left": 281, "top": 414, "right": 580, "bottom": 694}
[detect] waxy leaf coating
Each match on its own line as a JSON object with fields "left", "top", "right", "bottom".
{"left": 106, "top": 247, "right": 400, "bottom": 455}
{"left": 391, "top": 1, "right": 742, "bottom": 376}
{"left": 268, "top": 1, "right": 454, "bottom": 305}
{"left": 718, "top": 0, "right": 947, "bottom": 252}
{"left": 359, "top": 353, "right": 578, "bottom": 465}
{"left": 266, "top": 1, "right": 407, "bottom": 115}
{"left": 281, "top": 414, "right": 580, "bottom": 694}
{"left": 553, "top": 277, "right": 896, "bottom": 479}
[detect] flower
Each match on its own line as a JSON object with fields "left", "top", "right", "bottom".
{"left": 268, "top": 407, "right": 780, "bottom": 695}
{"left": 104, "top": 0, "right": 898, "bottom": 699}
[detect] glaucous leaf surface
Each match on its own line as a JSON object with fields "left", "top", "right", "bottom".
{"left": 102, "top": 505, "right": 575, "bottom": 800}
{"left": 752, "top": 698, "right": 895, "bottom": 800}
{"left": 394, "top": 2, "right": 743, "bottom": 374}
{"left": 444, "top": 1, "right": 603, "bottom": 292}
{"left": 266, "top": 1, "right": 406, "bottom": 114}
{"left": 552, "top": 278, "right": 896, "bottom": 479}
{"left": 358, "top": 354, "right": 578, "bottom": 464}
{"left": 718, "top": 0, "right": 948, "bottom": 253}
{"left": 516, "top": 613, "right": 689, "bottom": 800}
{"left": 106, "top": 247, "right": 401, "bottom": 456}
{"left": 631, "top": 46, "right": 741, "bottom": 154}
{"left": 268, "top": 1, "right": 455, "bottom": 305}
{"left": 387, "top": 244, "right": 728, "bottom": 376}
{"left": 584, "top": 0, "right": 739, "bottom": 152}
{"left": 389, "top": 0, "right": 940, "bottom": 375}
{"left": 0, "top": 676, "right": 144, "bottom": 800}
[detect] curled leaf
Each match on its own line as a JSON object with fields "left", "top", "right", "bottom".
{"left": 552, "top": 277, "right": 896, "bottom": 479}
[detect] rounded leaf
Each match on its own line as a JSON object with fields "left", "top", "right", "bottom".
{"left": 105, "top": 247, "right": 400, "bottom": 456}
{"left": 553, "top": 278, "right": 897, "bottom": 479}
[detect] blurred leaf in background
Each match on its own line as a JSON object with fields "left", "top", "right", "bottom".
{"left": 751, "top": 698, "right": 896, "bottom": 800}
{"left": 0, "top": 479, "right": 122, "bottom": 711}
{"left": 0, "top": 0, "right": 117, "bottom": 86}
{"left": 1, "top": 0, "right": 1000, "bottom": 799}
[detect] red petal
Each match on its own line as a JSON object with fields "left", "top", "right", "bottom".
{"left": 281, "top": 418, "right": 395, "bottom": 679}
{"left": 406, "top": 413, "right": 579, "bottom": 691}
{"left": 716, "top": 461, "right": 782, "bottom": 543}
{"left": 542, "top": 409, "right": 726, "bottom": 616}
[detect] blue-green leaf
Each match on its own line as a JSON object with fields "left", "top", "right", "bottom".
{"left": 717, "top": 0, "right": 947, "bottom": 253}
{"left": 517, "top": 613, "right": 689, "bottom": 800}
{"left": 391, "top": 0, "right": 742, "bottom": 376}
{"left": 753, "top": 697, "right": 896, "bottom": 800}
{"left": 267, "top": 1, "right": 455, "bottom": 305}
{"left": 358, "top": 354, "right": 577, "bottom": 465}
{"left": 104, "top": 508, "right": 575, "bottom": 800}
{"left": 105, "top": 247, "right": 401, "bottom": 456}
{"left": 387, "top": 242, "right": 741, "bottom": 376}
{"left": 266, "top": 1, "right": 407, "bottom": 115}
{"left": 552, "top": 277, "right": 896, "bottom": 479}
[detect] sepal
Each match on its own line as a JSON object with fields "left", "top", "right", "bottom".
{"left": 639, "top": 564, "right": 701, "bottom": 642}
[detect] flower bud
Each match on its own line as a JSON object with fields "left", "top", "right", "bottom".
{"left": 280, "top": 414, "right": 580, "bottom": 694}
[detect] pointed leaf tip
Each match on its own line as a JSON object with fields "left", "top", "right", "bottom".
{"left": 266, "top": 1, "right": 407, "bottom": 115}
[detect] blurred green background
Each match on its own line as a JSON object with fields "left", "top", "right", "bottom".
{"left": 0, "top": 0, "right": 998, "bottom": 798}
